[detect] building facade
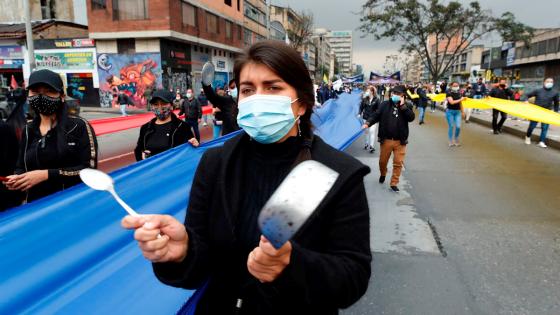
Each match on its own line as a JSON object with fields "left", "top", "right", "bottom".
{"left": 243, "top": 0, "right": 268, "bottom": 47}
{"left": 324, "top": 30, "right": 353, "bottom": 77}
{"left": 448, "top": 45, "right": 484, "bottom": 84}
{"left": 0, "top": 0, "right": 85, "bottom": 24}
{"left": 482, "top": 28, "right": 560, "bottom": 91}
{"left": 312, "top": 29, "right": 334, "bottom": 83}
{"left": 87, "top": 0, "right": 245, "bottom": 108}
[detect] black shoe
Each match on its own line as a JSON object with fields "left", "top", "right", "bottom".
{"left": 364, "top": 144, "right": 369, "bottom": 150}
{"left": 419, "top": 121, "right": 424, "bottom": 125}
{"left": 369, "top": 148, "right": 375, "bottom": 153}
{"left": 390, "top": 186, "right": 400, "bottom": 192}
{"left": 465, "top": 120, "right": 470, "bottom": 124}
{"left": 493, "top": 130, "right": 499, "bottom": 135}
{"left": 498, "top": 129, "right": 502, "bottom": 134}
{"left": 379, "top": 176, "right": 386, "bottom": 184}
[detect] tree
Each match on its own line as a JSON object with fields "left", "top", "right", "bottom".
{"left": 359, "top": 0, "right": 534, "bottom": 84}
{"left": 382, "top": 54, "right": 408, "bottom": 75}
{"left": 288, "top": 10, "right": 314, "bottom": 51}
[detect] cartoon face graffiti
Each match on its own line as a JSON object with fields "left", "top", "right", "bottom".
{"left": 105, "top": 59, "right": 158, "bottom": 106}
{"left": 98, "top": 54, "right": 112, "bottom": 71}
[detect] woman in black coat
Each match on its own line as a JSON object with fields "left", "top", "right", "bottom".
{"left": 360, "top": 85, "right": 380, "bottom": 153}
{"left": 123, "top": 41, "right": 372, "bottom": 314}
{"left": 5, "top": 69, "right": 98, "bottom": 203}
{"left": 135, "top": 89, "right": 199, "bottom": 161}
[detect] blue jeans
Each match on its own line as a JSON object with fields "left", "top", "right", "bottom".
{"left": 120, "top": 104, "right": 127, "bottom": 116}
{"left": 527, "top": 121, "right": 549, "bottom": 143}
{"left": 419, "top": 107, "right": 426, "bottom": 122}
{"left": 446, "top": 109, "right": 462, "bottom": 141}
{"left": 213, "top": 124, "right": 222, "bottom": 139}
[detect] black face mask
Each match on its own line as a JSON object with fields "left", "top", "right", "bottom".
{"left": 499, "top": 84, "right": 506, "bottom": 88}
{"left": 28, "top": 94, "right": 63, "bottom": 115}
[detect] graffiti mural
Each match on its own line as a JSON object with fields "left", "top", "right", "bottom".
{"left": 96, "top": 53, "right": 162, "bottom": 108}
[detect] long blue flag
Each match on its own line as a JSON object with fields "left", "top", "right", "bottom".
{"left": 0, "top": 92, "right": 364, "bottom": 314}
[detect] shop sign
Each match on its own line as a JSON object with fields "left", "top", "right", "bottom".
{"left": 0, "top": 46, "right": 23, "bottom": 59}
{"left": 35, "top": 51, "right": 95, "bottom": 70}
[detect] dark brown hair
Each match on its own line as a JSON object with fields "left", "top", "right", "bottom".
{"left": 234, "top": 41, "right": 315, "bottom": 163}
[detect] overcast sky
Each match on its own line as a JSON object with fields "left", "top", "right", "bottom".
{"left": 271, "top": 0, "right": 560, "bottom": 75}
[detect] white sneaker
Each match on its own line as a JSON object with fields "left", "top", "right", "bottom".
{"left": 538, "top": 142, "right": 547, "bottom": 148}
{"left": 525, "top": 137, "right": 531, "bottom": 145}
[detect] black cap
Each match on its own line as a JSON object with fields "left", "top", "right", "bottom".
{"left": 28, "top": 69, "right": 64, "bottom": 93}
{"left": 150, "top": 89, "right": 174, "bottom": 104}
{"left": 390, "top": 85, "right": 406, "bottom": 94}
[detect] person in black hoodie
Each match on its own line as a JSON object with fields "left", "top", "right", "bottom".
{"left": 5, "top": 69, "right": 98, "bottom": 203}
{"left": 122, "top": 41, "right": 371, "bottom": 315}
{"left": 135, "top": 89, "right": 199, "bottom": 161}
{"left": 363, "top": 85, "right": 415, "bottom": 192}
{"left": 522, "top": 77, "right": 560, "bottom": 148}
{"left": 0, "top": 120, "right": 21, "bottom": 210}
{"left": 179, "top": 88, "right": 202, "bottom": 143}
{"left": 202, "top": 80, "right": 239, "bottom": 136}
{"left": 360, "top": 85, "right": 380, "bottom": 153}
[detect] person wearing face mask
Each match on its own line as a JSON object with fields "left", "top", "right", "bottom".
{"left": 363, "top": 85, "right": 415, "bottom": 192}
{"left": 522, "top": 78, "right": 559, "bottom": 148}
{"left": 202, "top": 80, "right": 240, "bottom": 137}
{"left": 178, "top": 89, "right": 202, "bottom": 143}
{"left": 197, "top": 88, "right": 209, "bottom": 127}
{"left": 416, "top": 83, "right": 429, "bottom": 125}
{"left": 360, "top": 86, "right": 380, "bottom": 153}
{"left": 135, "top": 90, "right": 199, "bottom": 161}
{"left": 172, "top": 92, "right": 184, "bottom": 110}
{"left": 122, "top": 41, "right": 372, "bottom": 315}
{"left": 445, "top": 82, "right": 466, "bottom": 147}
{"left": 4, "top": 69, "right": 98, "bottom": 203}
{"left": 488, "top": 79, "right": 514, "bottom": 134}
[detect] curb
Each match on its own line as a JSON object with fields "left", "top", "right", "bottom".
{"left": 434, "top": 104, "right": 560, "bottom": 151}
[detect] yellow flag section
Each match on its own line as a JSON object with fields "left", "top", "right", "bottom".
{"left": 426, "top": 94, "right": 560, "bottom": 126}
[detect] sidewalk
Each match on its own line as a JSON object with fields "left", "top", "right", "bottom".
{"left": 436, "top": 106, "right": 560, "bottom": 150}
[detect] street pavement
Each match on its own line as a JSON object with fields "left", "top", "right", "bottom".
{"left": 343, "top": 108, "right": 560, "bottom": 315}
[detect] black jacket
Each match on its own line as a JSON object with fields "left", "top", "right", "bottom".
{"left": 134, "top": 113, "right": 195, "bottom": 161}
{"left": 359, "top": 96, "right": 379, "bottom": 121}
{"left": 523, "top": 88, "right": 559, "bottom": 111}
{"left": 202, "top": 84, "right": 239, "bottom": 135}
{"left": 15, "top": 116, "right": 98, "bottom": 203}
{"left": 489, "top": 87, "right": 513, "bottom": 100}
{"left": 153, "top": 133, "right": 372, "bottom": 314}
{"left": 0, "top": 121, "right": 21, "bottom": 211}
{"left": 179, "top": 97, "right": 202, "bottom": 120}
{"left": 416, "top": 88, "right": 429, "bottom": 108}
{"left": 366, "top": 100, "right": 415, "bottom": 145}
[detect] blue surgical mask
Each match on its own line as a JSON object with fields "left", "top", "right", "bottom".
{"left": 545, "top": 82, "right": 554, "bottom": 89}
{"left": 391, "top": 95, "right": 401, "bottom": 103}
{"left": 237, "top": 94, "right": 299, "bottom": 144}
{"left": 230, "top": 88, "right": 238, "bottom": 98}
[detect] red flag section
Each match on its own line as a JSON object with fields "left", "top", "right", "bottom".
{"left": 90, "top": 106, "right": 213, "bottom": 136}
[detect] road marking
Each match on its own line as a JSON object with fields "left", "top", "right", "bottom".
{"left": 99, "top": 152, "right": 134, "bottom": 164}
{"left": 357, "top": 154, "right": 440, "bottom": 255}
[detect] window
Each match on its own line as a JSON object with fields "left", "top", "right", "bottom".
{"left": 182, "top": 2, "right": 197, "bottom": 27}
{"left": 112, "top": 0, "right": 148, "bottom": 20}
{"left": 225, "top": 21, "right": 233, "bottom": 39}
{"left": 92, "top": 0, "right": 106, "bottom": 9}
{"left": 117, "top": 38, "right": 135, "bottom": 54}
{"left": 206, "top": 12, "right": 219, "bottom": 34}
{"left": 537, "top": 41, "right": 547, "bottom": 56}
{"left": 547, "top": 38, "right": 558, "bottom": 54}
{"left": 244, "top": 28, "right": 252, "bottom": 45}
{"left": 41, "top": 0, "right": 56, "bottom": 19}
{"left": 244, "top": 1, "right": 265, "bottom": 25}
{"left": 225, "top": 0, "right": 232, "bottom": 6}
{"left": 237, "top": 0, "right": 240, "bottom": 11}
{"left": 237, "top": 24, "right": 242, "bottom": 40}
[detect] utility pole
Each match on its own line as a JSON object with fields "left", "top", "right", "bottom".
{"left": 266, "top": 0, "right": 270, "bottom": 39}
{"left": 23, "top": 0, "right": 35, "bottom": 72}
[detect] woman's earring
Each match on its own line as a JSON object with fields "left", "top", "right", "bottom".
{"left": 297, "top": 119, "right": 302, "bottom": 137}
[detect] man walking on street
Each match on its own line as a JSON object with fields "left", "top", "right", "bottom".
{"left": 117, "top": 90, "right": 133, "bottom": 116}
{"left": 363, "top": 85, "right": 415, "bottom": 192}
{"left": 523, "top": 78, "right": 559, "bottom": 148}
{"left": 179, "top": 88, "right": 202, "bottom": 142}
{"left": 488, "top": 79, "right": 513, "bottom": 134}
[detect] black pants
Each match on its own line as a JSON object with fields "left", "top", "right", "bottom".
{"left": 186, "top": 119, "right": 201, "bottom": 142}
{"left": 492, "top": 109, "right": 507, "bottom": 132}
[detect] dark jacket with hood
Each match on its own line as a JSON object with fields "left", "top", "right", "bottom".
{"left": 152, "top": 133, "right": 372, "bottom": 315}
{"left": 202, "top": 84, "right": 239, "bottom": 135}
{"left": 134, "top": 113, "right": 195, "bottom": 161}
{"left": 359, "top": 95, "right": 380, "bottom": 121}
{"left": 366, "top": 99, "right": 415, "bottom": 145}
{"left": 15, "top": 113, "right": 98, "bottom": 203}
